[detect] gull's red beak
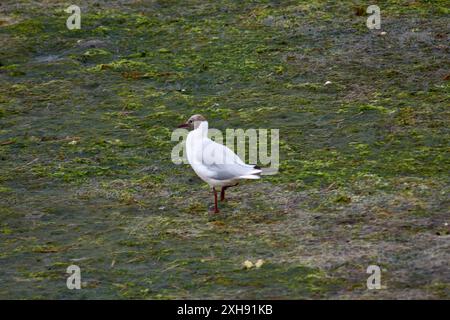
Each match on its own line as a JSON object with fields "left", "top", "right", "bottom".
{"left": 177, "top": 123, "right": 189, "bottom": 128}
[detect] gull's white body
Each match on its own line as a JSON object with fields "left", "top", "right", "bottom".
{"left": 186, "top": 121, "right": 261, "bottom": 187}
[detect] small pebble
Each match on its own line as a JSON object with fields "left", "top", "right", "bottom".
{"left": 243, "top": 260, "right": 253, "bottom": 269}
{"left": 255, "top": 259, "right": 264, "bottom": 268}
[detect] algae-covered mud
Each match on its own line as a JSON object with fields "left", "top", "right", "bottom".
{"left": 0, "top": 0, "right": 449, "bottom": 299}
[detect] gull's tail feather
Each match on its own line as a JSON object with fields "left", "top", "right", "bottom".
{"left": 239, "top": 165, "right": 262, "bottom": 179}
{"left": 238, "top": 174, "right": 261, "bottom": 179}
{"left": 252, "top": 165, "right": 262, "bottom": 175}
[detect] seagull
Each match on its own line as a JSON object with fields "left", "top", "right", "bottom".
{"left": 177, "top": 114, "right": 262, "bottom": 213}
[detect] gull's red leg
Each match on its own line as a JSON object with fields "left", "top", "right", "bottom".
{"left": 220, "top": 187, "right": 225, "bottom": 201}
{"left": 213, "top": 187, "right": 219, "bottom": 213}
{"left": 220, "top": 183, "right": 239, "bottom": 201}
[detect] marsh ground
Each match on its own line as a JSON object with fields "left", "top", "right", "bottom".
{"left": 0, "top": 0, "right": 449, "bottom": 299}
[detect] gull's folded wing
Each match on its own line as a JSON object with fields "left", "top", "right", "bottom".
{"left": 199, "top": 139, "right": 261, "bottom": 181}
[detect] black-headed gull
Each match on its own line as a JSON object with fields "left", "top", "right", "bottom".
{"left": 178, "top": 114, "right": 261, "bottom": 213}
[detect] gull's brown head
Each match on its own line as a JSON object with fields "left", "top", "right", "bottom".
{"left": 177, "top": 114, "right": 207, "bottom": 130}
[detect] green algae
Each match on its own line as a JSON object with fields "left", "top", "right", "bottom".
{"left": 0, "top": 0, "right": 448, "bottom": 300}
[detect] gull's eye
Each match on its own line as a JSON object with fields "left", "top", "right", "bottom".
{"left": 189, "top": 120, "right": 193, "bottom": 123}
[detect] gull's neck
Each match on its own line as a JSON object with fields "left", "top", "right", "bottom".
{"left": 194, "top": 121, "right": 208, "bottom": 137}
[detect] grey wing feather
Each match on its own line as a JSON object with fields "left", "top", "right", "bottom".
{"left": 207, "top": 163, "right": 255, "bottom": 180}
{"left": 202, "top": 139, "right": 259, "bottom": 180}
